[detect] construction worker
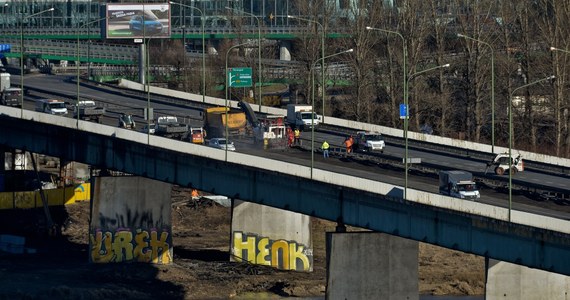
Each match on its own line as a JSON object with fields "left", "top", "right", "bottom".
{"left": 294, "top": 128, "right": 300, "bottom": 145}
{"left": 287, "top": 128, "right": 294, "bottom": 148}
{"left": 345, "top": 135, "right": 354, "bottom": 154}
{"left": 321, "top": 140, "right": 330, "bottom": 158}
{"left": 191, "top": 189, "right": 199, "bottom": 200}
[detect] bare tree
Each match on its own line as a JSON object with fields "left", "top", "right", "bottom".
{"left": 400, "top": 1, "right": 437, "bottom": 133}
{"left": 332, "top": 1, "right": 389, "bottom": 124}
{"left": 535, "top": 0, "right": 570, "bottom": 156}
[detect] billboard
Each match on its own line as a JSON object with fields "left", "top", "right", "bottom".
{"left": 105, "top": 3, "right": 171, "bottom": 39}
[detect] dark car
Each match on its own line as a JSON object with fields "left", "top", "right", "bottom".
{"left": 129, "top": 14, "right": 163, "bottom": 35}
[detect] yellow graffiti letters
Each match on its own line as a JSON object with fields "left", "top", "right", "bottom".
{"left": 90, "top": 229, "right": 171, "bottom": 264}
{"left": 232, "top": 232, "right": 256, "bottom": 263}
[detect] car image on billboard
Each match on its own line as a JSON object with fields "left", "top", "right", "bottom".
{"left": 106, "top": 3, "right": 170, "bottom": 39}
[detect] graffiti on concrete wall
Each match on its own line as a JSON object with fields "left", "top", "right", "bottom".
{"left": 232, "top": 231, "right": 313, "bottom": 271}
{"left": 90, "top": 228, "right": 172, "bottom": 264}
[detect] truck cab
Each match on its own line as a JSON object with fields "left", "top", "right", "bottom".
{"left": 286, "top": 104, "right": 320, "bottom": 131}
{"left": 73, "top": 100, "right": 105, "bottom": 122}
{"left": 354, "top": 131, "right": 385, "bottom": 153}
{"left": 35, "top": 99, "right": 68, "bottom": 115}
{"left": 439, "top": 170, "right": 480, "bottom": 200}
{"left": 1, "top": 87, "right": 21, "bottom": 107}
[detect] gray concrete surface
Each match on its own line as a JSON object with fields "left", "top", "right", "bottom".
{"left": 90, "top": 176, "right": 173, "bottom": 264}
{"left": 486, "top": 259, "right": 570, "bottom": 300}
{"left": 326, "top": 232, "right": 418, "bottom": 300}
{"left": 231, "top": 200, "right": 313, "bottom": 271}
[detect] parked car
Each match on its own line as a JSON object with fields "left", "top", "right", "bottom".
{"left": 129, "top": 14, "right": 163, "bottom": 35}
{"left": 208, "top": 138, "right": 236, "bottom": 151}
{"left": 141, "top": 123, "right": 156, "bottom": 134}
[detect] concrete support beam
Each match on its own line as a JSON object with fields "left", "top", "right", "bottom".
{"left": 279, "top": 40, "right": 291, "bottom": 61}
{"left": 326, "top": 232, "right": 418, "bottom": 300}
{"left": 486, "top": 259, "right": 570, "bottom": 300}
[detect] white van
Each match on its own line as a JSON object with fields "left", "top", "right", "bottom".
{"left": 35, "top": 99, "right": 68, "bottom": 115}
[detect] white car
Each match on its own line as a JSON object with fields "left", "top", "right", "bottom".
{"left": 141, "top": 124, "right": 156, "bottom": 134}
{"left": 208, "top": 138, "right": 236, "bottom": 151}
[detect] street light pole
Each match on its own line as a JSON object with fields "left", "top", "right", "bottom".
{"left": 366, "top": 26, "right": 408, "bottom": 198}
{"left": 309, "top": 49, "right": 353, "bottom": 178}
{"left": 225, "top": 42, "right": 253, "bottom": 161}
{"left": 288, "top": 15, "right": 326, "bottom": 121}
{"left": 508, "top": 75, "right": 554, "bottom": 221}
{"left": 170, "top": 1, "right": 205, "bottom": 103}
{"left": 20, "top": 7, "right": 54, "bottom": 118}
{"left": 458, "top": 33, "right": 495, "bottom": 154}
{"left": 405, "top": 63, "right": 450, "bottom": 198}
{"left": 226, "top": 7, "right": 262, "bottom": 112}
{"left": 77, "top": 17, "right": 106, "bottom": 127}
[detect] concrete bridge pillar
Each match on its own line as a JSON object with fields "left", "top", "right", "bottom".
{"left": 486, "top": 259, "right": 570, "bottom": 299}
{"left": 89, "top": 176, "right": 173, "bottom": 264}
{"left": 279, "top": 40, "right": 291, "bottom": 61}
{"left": 326, "top": 232, "right": 418, "bottom": 300}
{"left": 230, "top": 200, "right": 313, "bottom": 271}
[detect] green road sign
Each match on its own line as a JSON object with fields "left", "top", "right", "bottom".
{"left": 228, "top": 67, "right": 252, "bottom": 87}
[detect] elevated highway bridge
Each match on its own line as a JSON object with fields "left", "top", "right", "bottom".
{"left": 1, "top": 105, "right": 570, "bottom": 279}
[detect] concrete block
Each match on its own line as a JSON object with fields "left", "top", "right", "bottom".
{"left": 486, "top": 259, "right": 570, "bottom": 300}
{"left": 326, "top": 232, "right": 418, "bottom": 300}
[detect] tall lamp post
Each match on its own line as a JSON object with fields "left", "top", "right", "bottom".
{"left": 309, "top": 49, "right": 353, "bottom": 178}
{"left": 226, "top": 7, "right": 262, "bottom": 112}
{"left": 288, "top": 15, "right": 326, "bottom": 121}
{"left": 20, "top": 7, "right": 54, "bottom": 117}
{"left": 76, "top": 17, "right": 106, "bottom": 126}
{"left": 366, "top": 26, "right": 408, "bottom": 197}
{"left": 225, "top": 41, "right": 253, "bottom": 161}
{"left": 170, "top": 1, "right": 205, "bottom": 103}
{"left": 508, "top": 75, "right": 554, "bottom": 221}
{"left": 458, "top": 33, "right": 495, "bottom": 154}
{"left": 405, "top": 63, "right": 450, "bottom": 198}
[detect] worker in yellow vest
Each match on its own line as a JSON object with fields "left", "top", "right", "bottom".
{"left": 321, "top": 141, "right": 330, "bottom": 158}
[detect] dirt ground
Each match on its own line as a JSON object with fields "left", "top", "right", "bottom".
{"left": 0, "top": 186, "right": 485, "bottom": 299}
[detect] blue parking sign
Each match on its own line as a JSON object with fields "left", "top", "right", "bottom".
{"left": 399, "top": 104, "right": 408, "bottom": 119}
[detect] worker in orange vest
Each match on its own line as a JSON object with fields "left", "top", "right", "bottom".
{"left": 191, "top": 189, "right": 199, "bottom": 199}
{"left": 287, "top": 128, "right": 294, "bottom": 147}
{"left": 345, "top": 136, "right": 354, "bottom": 154}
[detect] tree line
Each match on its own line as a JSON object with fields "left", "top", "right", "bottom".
{"left": 154, "top": 0, "right": 570, "bottom": 158}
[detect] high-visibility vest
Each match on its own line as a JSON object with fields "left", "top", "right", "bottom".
{"left": 322, "top": 141, "right": 329, "bottom": 150}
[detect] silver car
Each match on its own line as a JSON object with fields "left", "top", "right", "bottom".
{"left": 208, "top": 138, "right": 236, "bottom": 151}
